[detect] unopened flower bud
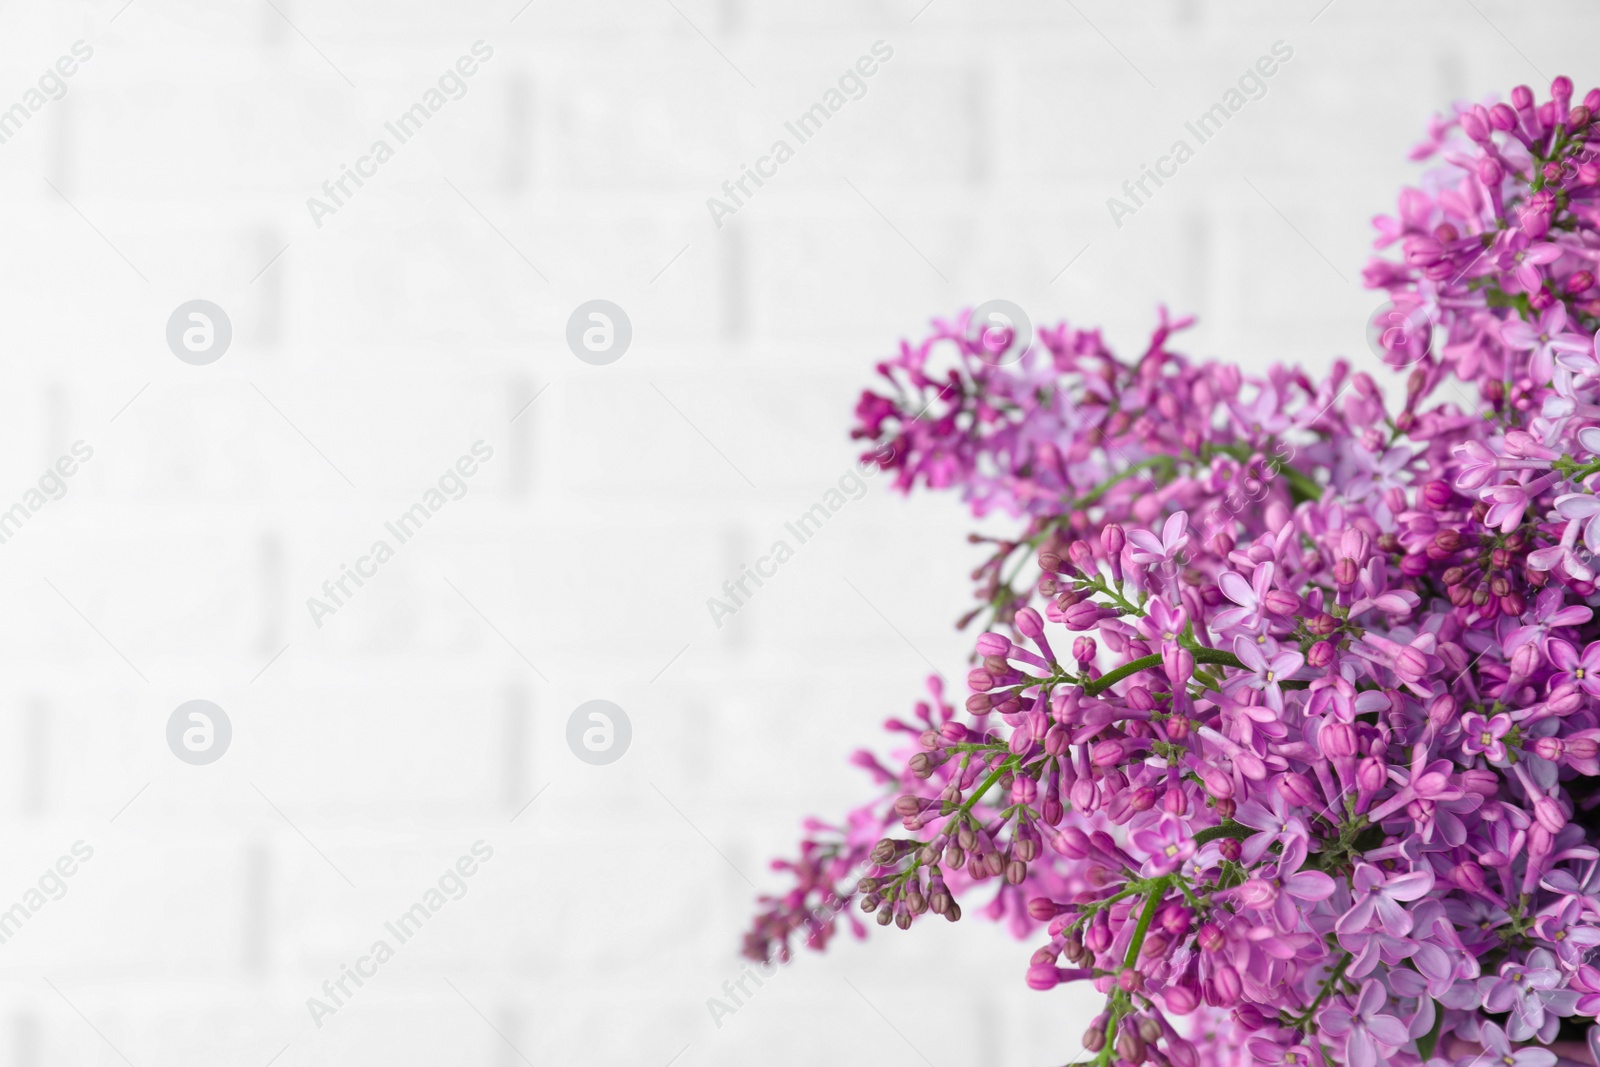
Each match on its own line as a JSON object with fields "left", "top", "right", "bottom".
{"left": 1139, "top": 1016, "right": 1163, "bottom": 1044}
{"left": 1163, "top": 983, "right": 1199, "bottom": 1015}
{"left": 1027, "top": 897, "right": 1063, "bottom": 921}
{"left": 1320, "top": 722, "right": 1358, "bottom": 759}
{"left": 1161, "top": 904, "right": 1193, "bottom": 936}
{"left": 1420, "top": 480, "right": 1454, "bottom": 509}
{"left": 1264, "top": 589, "right": 1300, "bottom": 616}
{"left": 1532, "top": 737, "right": 1564, "bottom": 761}
{"left": 1101, "top": 524, "right": 1126, "bottom": 558}
{"left": 1357, "top": 755, "right": 1387, "bottom": 793}
{"left": 1068, "top": 540, "right": 1095, "bottom": 575}
{"left": 1027, "top": 963, "right": 1064, "bottom": 990}
{"left": 1218, "top": 837, "right": 1241, "bottom": 861}
{"left": 975, "top": 632, "right": 1011, "bottom": 657}
{"left": 1277, "top": 772, "right": 1319, "bottom": 806}
{"left": 1062, "top": 601, "right": 1104, "bottom": 631}
{"left": 1117, "top": 1030, "right": 1147, "bottom": 1063}
{"left": 1073, "top": 636, "right": 1097, "bottom": 665}
{"left": 1334, "top": 558, "right": 1358, "bottom": 586}
{"left": 1082, "top": 1025, "right": 1106, "bottom": 1053}
{"left": 1212, "top": 963, "right": 1243, "bottom": 1004}
{"left": 1534, "top": 796, "right": 1568, "bottom": 834}
{"left": 1306, "top": 640, "right": 1335, "bottom": 668}
{"left": 1196, "top": 923, "right": 1224, "bottom": 952}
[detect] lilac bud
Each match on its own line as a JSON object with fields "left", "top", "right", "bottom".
{"left": 1212, "top": 963, "right": 1243, "bottom": 1003}
{"left": 1414, "top": 478, "right": 1452, "bottom": 510}
{"left": 1027, "top": 963, "right": 1064, "bottom": 990}
{"left": 1161, "top": 904, "right": 1193, "bottom": 936}
{"left": 967, "top": 668, "right": 997, "bottom": 692}
{"left": 1340, "top": 528, "right": 1371, "bottom": 562}
{"left": 1452, "top": 861, "right": 1489, "bottom": 895}
{"left": 1320, "top": 722, "right": 1357, "bottom": 759}
{"left": 1570, "top": 737, "right": 1599, "bottom": 762}
{"left": 1128, "top": 786, "right": 1157, "bottom": 812}
{"left": 1461, "top": 768, "right": 1499, "bottom": 796}
{"left": 1304, "top": 616, "right": 1339, "bottom": 640}
{"left": 941, "top": 721, "right": 970, "bottom": 744}
{"left": 975, "top": 632, "right": 1011, "bottom": 657}
{"left": 1163, "top": 984, "right": 1199, "bottom": 1016}
{"left": 1011, "top": 776, "right": 1037, "bottom": 805}
{"left": 1082, "top": 1024, "right": 1106, "bottom": 1052}
{"left": 1163, "top": 786, "right": 1188, "bottom": 815}
{"left": 1015, "top": 607, "right": 1045, "bottom": 641}
{"left": 1196, "top": 922, "right": 1224, "bottom": 952}
{"left": 1357, "top": 755, "right": 1386, "bottom": 793}
{"left": 1490, "top": 102, "right": 1518, "bottom": 130}
{"left": 1277, "top": 772, "right": 1319, "bottom": 807}
{"left": 1091, "top": 739, "right": 1125, "bottom": 767}
{"left": 1264, "top": 589, "right": 1301, "bottom": 616}
{"left": 1027, "top": 897, "right": 1064, "bottom": 921}
{"left": 1534, "top": 796, "right": 1568, "bottom": 834}
{"left": 1116, "top": 1030, "right": 1147, "bottom": 1064}
{"left": 1068, "top": 540, "right": 1095, "bottom": 574}
{"left": 1532, "top": 737, "right": 1564, "bottom": 761}
{"left": 1062, "top": 601, "right": 1104, "bottom": 631}
{"left": 1101, "top": 524, "right": 1126, "bottom": 558}
{"left": 1306, "top": 640, "right": 1335, "bottom": 668}
{"left": 1334, "top": 557, "right": 1358, "bottom": 586}
{"left": 1044, "top": 724, "right": 1070, "bottom": 757}
{"left": 1163, "top": 646, "right": 1195, "bottom": 686}
{"left": 1197, "top": 762, "right": 1234, "bottom": 799}
{"left": 1218, "top": 837, "right": 1242, "bottom": 861}
{"left": 1073, "top": 637, "right": 1097, "bottom": 665}
{"left": 1427, "top": 693, "right": 1458, "bottom": 727}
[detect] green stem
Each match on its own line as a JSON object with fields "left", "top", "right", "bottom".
{"left": 1084, "top": 646, "right": 1241, "bottom": 696}
{"left": 1288, "top": 952, "right": 1352, "bottom": 1029}
{"left": 1122, "top": 877, "right": 1169, "bottom": 970}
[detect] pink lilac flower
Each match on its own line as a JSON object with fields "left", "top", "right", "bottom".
{"left": 1319, "top": 979, "right": 1410, "bottom": 1067}
{"left": 753, "top": 75, "right": 1600, "bottom": 1067}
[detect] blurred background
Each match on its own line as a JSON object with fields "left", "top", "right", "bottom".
{"left": 0, "top": 0, "right": 1592, "bottom": 1064}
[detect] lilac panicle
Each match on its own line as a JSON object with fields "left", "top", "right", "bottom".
{"left": 751, "top": 76, "right": 1600, "bottom": 1067}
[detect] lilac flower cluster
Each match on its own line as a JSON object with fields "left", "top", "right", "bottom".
{"left": 747, "top": 78, "right": 1600, "bottom": 1067}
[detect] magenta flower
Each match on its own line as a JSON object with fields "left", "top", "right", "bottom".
{"left": 1212, "top": 563, "right": 1275, "bottom": 632}
{"left": 1546, "top": 639, "right": 1600, "bottom": 698}
{"left": 1227, "top": 635, "right": 1303, "bottom": 713}
{"left": 1126, "top": 511, "right": 1190, "bottom": 568}
{"left": 1131, "top": 815, "right": 1196, "bottom": 876}
{"left": 1137, "top": 597, "right": 1189, "bottom": 651}
{"left": 1336, "top": 863, "right": 1433, "bottom": 938}
{"left": 1472, "top": 1021, "right": 1556, "bottom": 1067}
{"left": 1479, "top": 949, "right": 1577, "bottom": 1041}
{"left": 1318, "top": 979, "right": 1409, "bottom": 1067}
{"left": 1503, "top": 303, "right": 1588, "bottom": 382}
{"left": 1461, "top": 711, "right": 1513, "bottom": 761}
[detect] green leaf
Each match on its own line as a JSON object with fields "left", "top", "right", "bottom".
{"left": 1192, "top": 822, "right": 1257, "bottom": 847}
{"left": 1415, "top": 999, "right": 1444, "bottom": 1060}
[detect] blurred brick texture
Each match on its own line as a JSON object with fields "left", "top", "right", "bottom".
{"left": 0, "top": 1, "right": 1592, "bottom": 1064}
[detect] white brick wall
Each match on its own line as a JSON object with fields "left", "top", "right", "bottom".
{"left": 0, "top": 0, "right": 1593, "bottom": 1064}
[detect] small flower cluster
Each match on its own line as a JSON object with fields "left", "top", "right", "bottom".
{"left": 748, "top": 79, "right": 1600, "bottom": 1067}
